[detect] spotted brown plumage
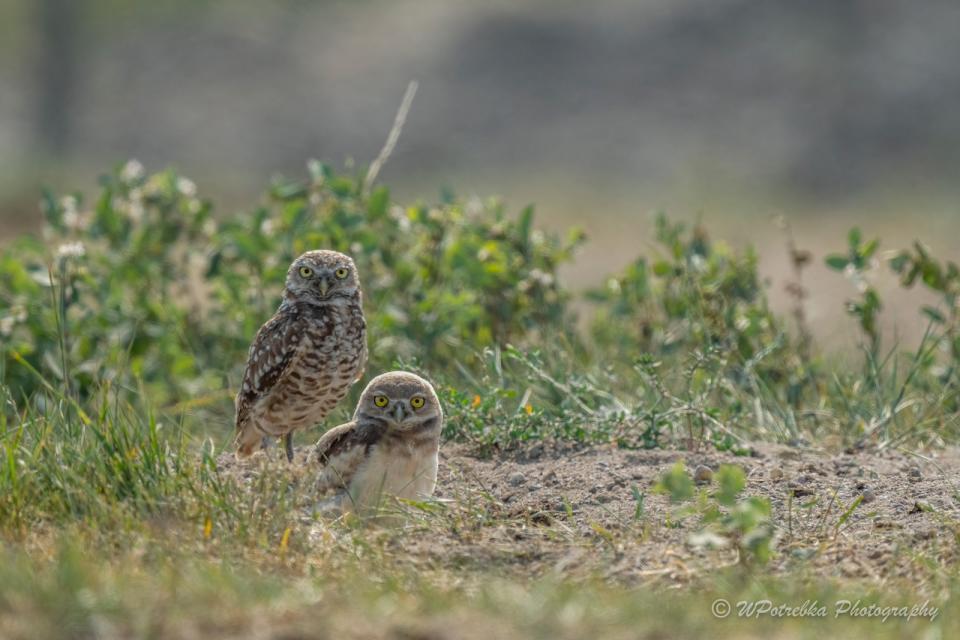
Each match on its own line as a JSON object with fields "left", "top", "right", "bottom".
{"left": 235, "top": 250, "right": 367, "bottom": 461}
{"left": 314, "top": 371, "right": 443, "bottom": 513}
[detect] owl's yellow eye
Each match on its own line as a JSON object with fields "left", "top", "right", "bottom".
{"left": 335, "top": 267, "right": 349, "bottom": 279}
{"left": 410, "top": 396, "right": 425, "bottom": 409}
{"left": 373, "top": 395, "right": 389, "bottom": 408}
{"left": 298, "top": 266, "right": 313, "bottom": 278}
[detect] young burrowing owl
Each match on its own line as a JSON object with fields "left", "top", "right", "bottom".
{"left": 235, "top": 250, "right": 367, "bottom": 461}
{"left": 314, "top": 371, "right": 443, "bottom": 513}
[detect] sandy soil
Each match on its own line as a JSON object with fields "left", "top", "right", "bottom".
{"left": 219, "top": 441, "right": 960, "bottom": 587}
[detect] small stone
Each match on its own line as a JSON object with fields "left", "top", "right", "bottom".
{"left": 909, "top": 501, "right": 930, "bottom": 514}
{"left": 867, "top": 547, "right": 887, "bottom": 560}
{"left": 528, "top": 484, "right": 542, "bottom": 492}
{"left": 907, "top": 466, "right": 922, "bottom": 481}
{"left": 508, "top": 471, "right": 527, "bottom": 486}
{"left": 694, "top": 465, "right": 714, "bottom": 484}
{"left": 861, "top": 488, "right": 876, "bottom": 503}
{"left": 769, "top": 468, "right": 784, "bottom": 482}
{"left": 526, "top": 442, "right": 545, "bottom": 459}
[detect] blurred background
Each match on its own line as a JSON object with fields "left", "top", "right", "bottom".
{"left": 2, "top": 0, "right": 959, "bottom": 347}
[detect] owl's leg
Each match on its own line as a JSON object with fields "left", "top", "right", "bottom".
{"left": 284, "top": 433, "right": 294, "bottom": 462}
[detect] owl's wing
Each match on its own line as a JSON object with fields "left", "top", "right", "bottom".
{"left": 315, "top": 419, "right": 385, "bottom": 464}
{"left": 235, "top": 309, "right": 306, "bottom": 432}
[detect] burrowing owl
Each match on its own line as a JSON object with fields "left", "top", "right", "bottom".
{"left": 314, "top": 371, "right": 443, "bottom": 512}
{"left": 235, "top": 250, "right": 367, "bottom": 461}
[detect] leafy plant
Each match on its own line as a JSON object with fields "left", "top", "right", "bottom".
{"left": 657, "top": 463, "right": 774, "bottom": 565}
{"left": 826, "top": 228, "right": 883, "bottom": 351}
{"left": 1, "top": 162, "right": 583, "bottom": 412}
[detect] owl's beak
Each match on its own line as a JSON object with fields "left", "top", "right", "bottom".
{"left": 317, "top": 278, "right": 330, "bottom": 296}
{"left": 392, "top": 402, "right": 407, "bottom": 424}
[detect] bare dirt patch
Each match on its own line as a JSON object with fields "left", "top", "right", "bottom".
{"left": 219, "top": 441, "right": 960, "bottom": 588}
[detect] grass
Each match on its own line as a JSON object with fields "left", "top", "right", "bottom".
{"left": 2, "top": 388, "right": 959, "bottom": 637}
{"left": 2, "top": 161, "right": 960, "bottom": 636}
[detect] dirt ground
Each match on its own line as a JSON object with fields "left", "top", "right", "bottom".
{"left": 220, "top": 441, "right": 960, "bottom": 588}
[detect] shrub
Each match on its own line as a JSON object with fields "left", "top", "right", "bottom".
{"left": 0, "top": 161, "right": 582, "bottom": 410}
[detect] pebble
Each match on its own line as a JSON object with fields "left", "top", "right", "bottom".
{"left": 694, "top": 465, "right": 714, "bottom": 484}
{"left": 861, "top": 488, "right": 876, "bottom": 503}
{"left": 508, "top": 471, "right": 527, "bottom": 486}
{"left": 769, "top": 468, "right": 784, "bottom": 482}
{"left": 907, "top": 466, "right": 922, "bottom": 481}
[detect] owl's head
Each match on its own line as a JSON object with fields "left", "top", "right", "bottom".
{"left": 356, "top": 371, "right": 443, "bottom": 432}
{"left": 284, "top": 250, "right": 361, "bottom": 305}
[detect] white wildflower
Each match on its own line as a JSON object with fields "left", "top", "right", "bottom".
{"left": 120, "top": 159, "right": 145, "bottom": 183}
{"left": 56, "top": 241, "right": 86, "bottom": 259}
{"left": 465, "top": 197, "right": 484, "bottom": 217}
{"left": 0, "top": 316, "right": 14, "bottom": 336}
{"left": 529, "top": 268, "right": 554, "bottom": 286}
{"left": 60, "top": 195, "right": 77, "bottom": 216}
{"left": 127, "top": 200, "right": 144, "bottom": 223}
{"left": 176, "top": 177, "right": 197, "bottom": 197}
{"left": 393, "top": 207, "right": 412, "bottom": 232}
{"left": 260, "top": 219, "right": 274, "bottom": 236}
{"left": 306, "top": 158, "right": 324, "bottom": 183}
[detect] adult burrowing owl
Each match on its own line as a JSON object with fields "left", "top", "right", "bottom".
{"left": 314, "top": 371, "right": 442, "bottom": 512}
{"left": 235, "top": 250, "right": 367, "bottom": 461}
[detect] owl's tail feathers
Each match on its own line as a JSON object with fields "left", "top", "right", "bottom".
{"left": 235, "top": 424, "right": 261, "bottom": 459}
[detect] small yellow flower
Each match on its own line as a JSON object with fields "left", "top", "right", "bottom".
{"left": 280, "top": 527, "right": 292, "bottom": 552}
{"left": 203, "top": 518, "right": 212, "bottom": 540}
{"left": 524, "top": 403, "right": 533, "bottom": 415}
{"left": 471, "top": 395, "right": 482, "bottom": 408}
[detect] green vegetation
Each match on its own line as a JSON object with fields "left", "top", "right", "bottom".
{"left": 1, "top": 161, "right": 959, "bottom": 638}
{"left": 4, "top": 162, "right": 959, "bottom": 450}
{"left": 655, "top": 463, "right": 774, "bottom": 566}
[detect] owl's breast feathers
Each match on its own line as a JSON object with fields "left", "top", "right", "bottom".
{"left": 234, "top": 299, "right": 366, "bottom": 434}
{"left": 315, "top": 416, "right": 442, "bottom": 502}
